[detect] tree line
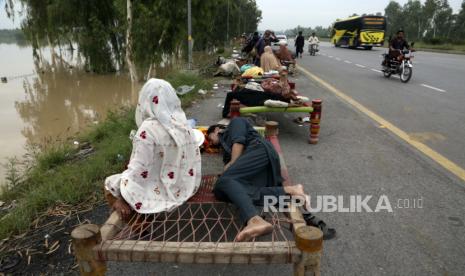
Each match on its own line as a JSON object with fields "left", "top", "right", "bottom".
{"left": 4, "top": 0, "right": 262, "bottom": 78}
{"left": 281, "top": 0, "right": 465, "bottom": 45}
{"left": 0, "top": 29, "right": 27, "bottom": 44}
{"left": 385, "top": 0, "right": 465, "bottom": 44}
{"left": 283, "top": 26, "right": 332, "bottom": 39}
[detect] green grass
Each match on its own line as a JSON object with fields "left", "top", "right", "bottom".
{"left": 412, "top": 42, "right": 465, "bottom": 54}
{"left": 0, "top": 71, "right": 213, "bottom": 240}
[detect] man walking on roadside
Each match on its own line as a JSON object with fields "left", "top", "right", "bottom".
{"left": 295, "top": 31, "right": 305, "bottom": 58}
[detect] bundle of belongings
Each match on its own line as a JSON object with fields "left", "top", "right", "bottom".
{"left": 242, "top": 66, "right": 264, "bottom": 79}
{"left": 221, "top": 70, "right": 309, "bottom": 118}
{"left": 214, "top": 56, "right": 244, "bottom": 77}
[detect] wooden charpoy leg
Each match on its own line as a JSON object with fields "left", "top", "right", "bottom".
{"left": 230, "top": 99, "right": 241, "bottom": 118}
{"left": 265, "top": 121, "right": 279, "bottom": 137}
{"left": 309, "top": 99, "right": 322, "bottom": 144}
{"left": 71, "top": 224, "right": 106, "bottom": 276}
{"left": 293, "top": 226, "right": 324, "bottom": 276}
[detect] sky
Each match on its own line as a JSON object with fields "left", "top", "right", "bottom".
{"left": 0, "top": 0, "right": 463, "bottom": 30}
{"left": 256, "top": 0, "right": 463, "bottom": 31}
{"left": 0, "top": 0, "right": 21, "bottom": 29}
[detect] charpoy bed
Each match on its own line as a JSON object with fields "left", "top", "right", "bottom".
{"left": 229, "top": 99, "right": 322, "bottom": 144}
{"left": 71, "top": 122, "right": 324, "bottom": 276}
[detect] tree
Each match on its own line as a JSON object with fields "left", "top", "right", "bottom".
{"left": 423, "top": 0, "right": 440, "bottom": 38}
{"left": 435, "top": 0, "right": 454, "bottom": 38}
{"left": 6, "top": 0, "right": 262, "bottom": 79}
{"left": 385, "top": 1, "right": 404, "bottom": 37}
{"left": 125, "top": 0, "right": 137, "bottom": 82}
{"left": 452, "top": 0, "right": 465, "bottom": 41}
{"left": 402, "top": 0, "right": 424, "bottom": 40}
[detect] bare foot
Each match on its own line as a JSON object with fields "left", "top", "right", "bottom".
{"left": 284, "top": 184, "right": 305, "bottom": 197}
{"left": 235, "top": 216, "right": 273, "bottom": 242}
{"left": 284, "top": 184, "right": 311, "bottom": 212}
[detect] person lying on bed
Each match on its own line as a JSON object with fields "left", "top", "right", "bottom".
{"left": 206, "top": 117, "right": 310, "bottom": 241}
{"left": 261, "top": 69, "right": 300, "bottom": 100}
{"left": 222, "top": 70, "right": 302, "bottom": 118}
{"left": 221, "top": 82, "right": 288, "bottom": 118}
{"left": 104, "top": 79, "right": 202, "bottom": 221}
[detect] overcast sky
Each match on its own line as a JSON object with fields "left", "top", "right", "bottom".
{"left": 256, "top": 0, "right": 463, "bottom": 31}
{"left": 0, "top": 0, "right": 463, "bottom": 30}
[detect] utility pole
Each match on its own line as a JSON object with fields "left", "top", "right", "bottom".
{"left": 187, "top": 0, "right": 193, "bottom": 70}
{"left": 226, "top": 0, "right": 230, "bottom": 45}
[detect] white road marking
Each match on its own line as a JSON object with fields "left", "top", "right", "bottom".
{"left": 421, "top": 84, "right": 446, "bottom": 93}
{"left": 328, "top": 55, "right": 333, "bottom": 58}
{"left": 344, "top": 60, "right": 352, "bottom": 64}
{"left": 335, "top": 57, "right": 341, "bottom": 61}
{"left": 371, "top": 67, "right": 397, "bottom": 77}
{"left": 355, "top": 64, "right": 366, "bottom": 68}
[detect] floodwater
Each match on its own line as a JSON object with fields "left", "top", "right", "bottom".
{"left": 0, "top": 43, "right": 138, "bottom": 186}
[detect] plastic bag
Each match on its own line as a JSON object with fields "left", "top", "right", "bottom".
{"left": 176, "top": 85, "right": 195, "bottom": 95}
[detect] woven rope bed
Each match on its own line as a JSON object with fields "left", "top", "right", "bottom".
{"left": 71, "top": 122, "right": 324, "bottom": 276}
{"left": 227, "top": 84, "right": 323, "bottom": 144}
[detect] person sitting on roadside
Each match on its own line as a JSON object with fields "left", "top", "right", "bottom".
{"left": 206, "top": 117, "right": 311, "bottom": 241}
{"left": 276, "top": 41, "right": 295, "bottom": 63}
{"left": 260, "top": 46, "right": 281, "bottom": 72}
{"left": 104, "top": 79, "right": 202, "bottom": 221}
{"left": 384, "top": 29, "right": 410, "bottom": 67}
{"left": 261, "top": 69, "right": 300, "bottom": 101}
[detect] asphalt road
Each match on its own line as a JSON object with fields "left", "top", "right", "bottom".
{"left": 297, "top": 41, "right": 465, "bottom": 171}
{"left": 107, "top": 46, "right": 465, "bottom": 275}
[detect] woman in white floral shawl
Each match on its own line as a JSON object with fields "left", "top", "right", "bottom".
{"left": 104, "top": 78, "right": 201, "bottom": 220}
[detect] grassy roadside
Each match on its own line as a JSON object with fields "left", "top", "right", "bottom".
{"left": 411, "top": 42, "right": 465, "bottom": 54}
{"left": 0, "top": 71, "right": 213, "bottom": 240}
{"left": 321, "top": 36, "right": 465, "bottom": 54}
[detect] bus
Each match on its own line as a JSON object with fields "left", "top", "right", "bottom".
{"left": 331, "top": 15, "right": 386, "bottom": 50}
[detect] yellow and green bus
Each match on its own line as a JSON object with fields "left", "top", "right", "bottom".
{"left": 331, "top": 15, "right": 386, "bottom": 50}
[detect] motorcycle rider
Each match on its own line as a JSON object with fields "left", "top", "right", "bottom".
{"left": 383, "top": 29, "right": 410, "bottom": 68}
{"left": 308, "top": 32, "right": 319, "bottom": 53}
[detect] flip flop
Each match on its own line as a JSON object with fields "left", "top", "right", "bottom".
{"left": 0, "top": 254, "right": 21, "bottom": 272}
{"left": 302, "top": 212, "right": 336, "bottom": 240}
{"left": 293, "top": 117, "right": 304, "bottom": 124}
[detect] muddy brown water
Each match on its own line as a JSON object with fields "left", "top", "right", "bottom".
{"left": 0, "top": 43, "right": 139, "bottom": 187}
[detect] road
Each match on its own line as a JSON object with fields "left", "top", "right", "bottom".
{"left": 298, "top": 41, "right": 465, "bottom": 171}
{"left": 108, "top": 45, "right": 465, "bottom": 275}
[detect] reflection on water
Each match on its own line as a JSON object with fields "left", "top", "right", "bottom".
{"left": 16, "top": 71, "right": 137, "bottom": 146}
{"left": 0, "top": 43, "right": 139, "bottom": 184}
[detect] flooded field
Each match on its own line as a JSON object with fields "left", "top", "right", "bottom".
{"left": 0, "top": 43, "right": 138, "bottom": 185}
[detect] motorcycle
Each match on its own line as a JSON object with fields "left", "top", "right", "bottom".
{"left": 382, "top": 42, "right": 415, "bottom": 83}
{"left": 308, "top": 43, "right": 319, "bottom": 56}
